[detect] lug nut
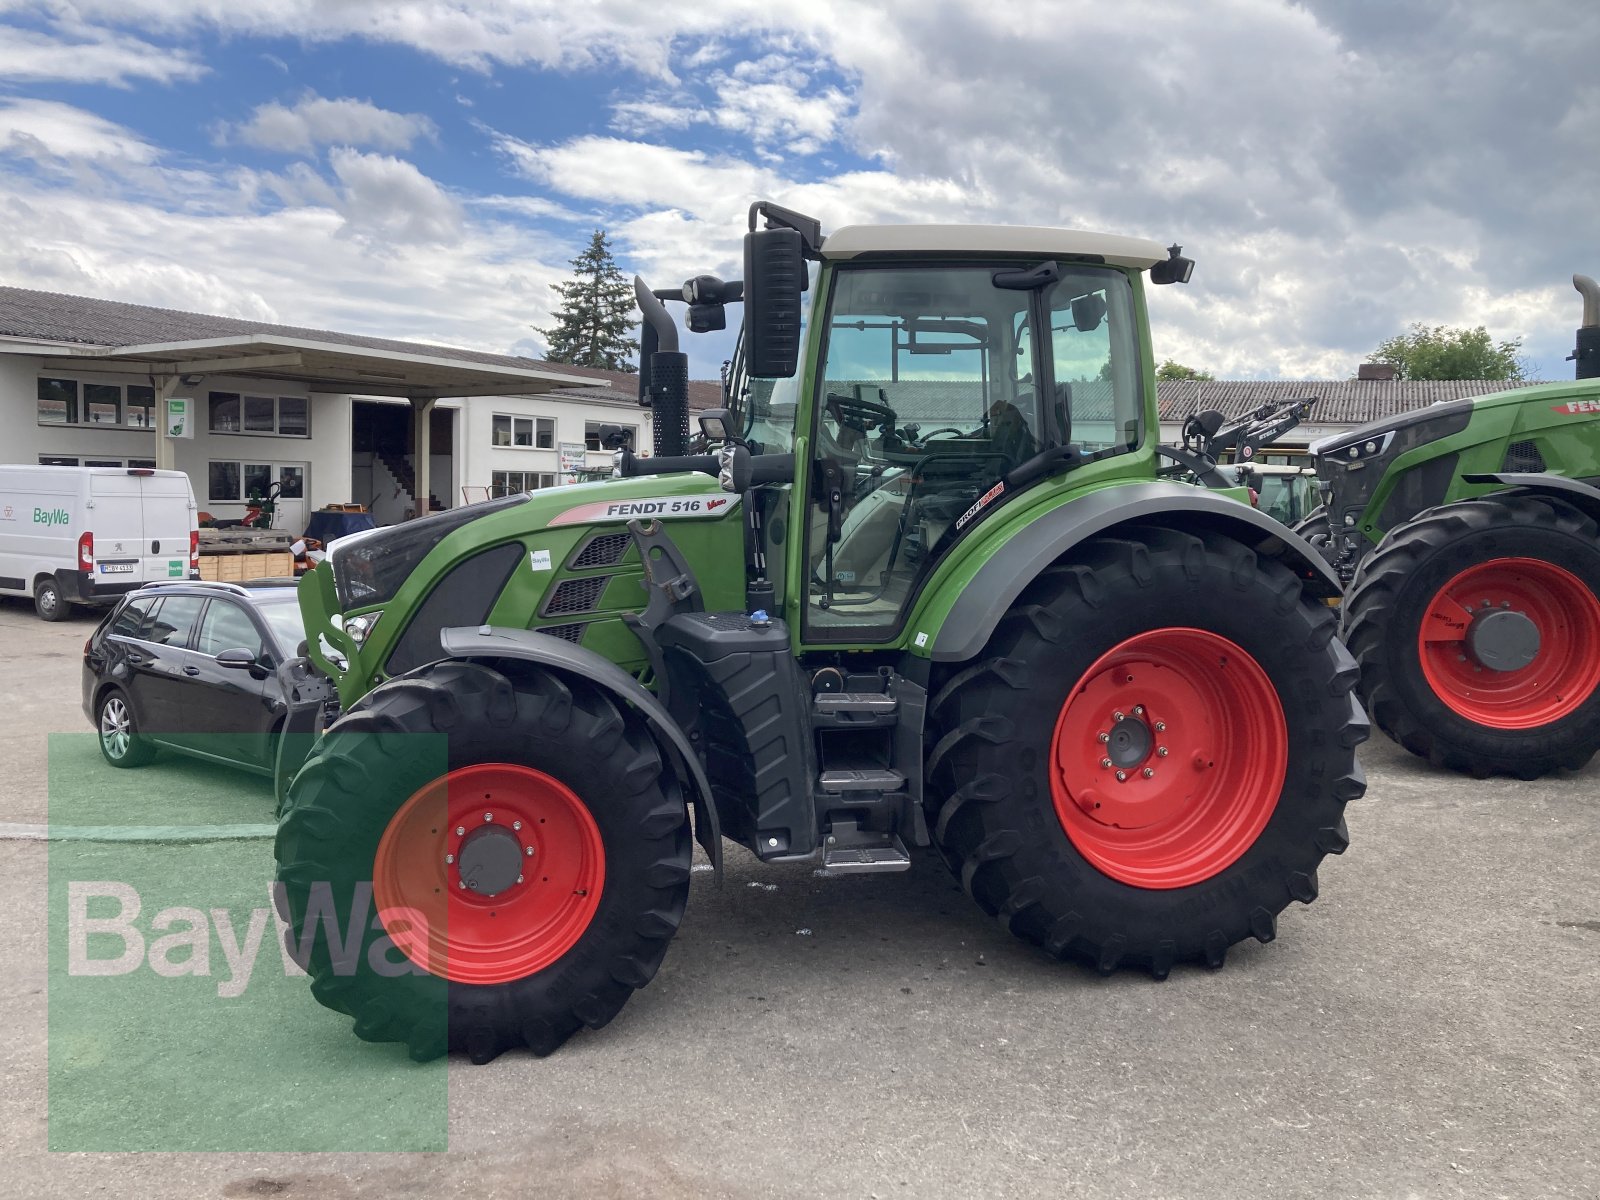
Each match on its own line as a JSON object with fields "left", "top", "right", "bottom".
{"left": 483, "top": 812, "right": 493, "bottom": 822}
{"left": 525, "top": 846, "right": 534, "bottom": 856}
{"left": 1115, "top": 770, "right": 1127, "bottom": 782}
{"left": 1142, "top": 767, "right": 1155, "bottom": 779}
{"left": 1101, "top": 758, "right": 1113, "bottom": 769}
{"left": 516, "top": 875, "right": 524, "bottom": 884}
{"left": 1098, "top": 732, "right": 1110, "bottom": 744}
{"left": 458, "top": 881, "right": 466, "bottom": 890}
{"left": 1132, "top": 705, "right": 1145, "bottom": 717}
{"left": 455, "top": 826, "right": 465, "bottom": 836}
{"left": 1112, "top": 710, "right": 1125, "bottom": 722}
{"left": 1154, "top": 721, "right": 1166, "bottom": 733}
{"left": 1157, "top": 746, "right": 1169, "bottom": 758}
{"left": 445, "top": 853, "right": 454, "bottom": 864}
{"left": 513, "top": 820, "right": 522, "bottom": 830}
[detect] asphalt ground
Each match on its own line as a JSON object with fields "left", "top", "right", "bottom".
{"left": 1, "top": 595, "right": 1597, "bottom": 1198}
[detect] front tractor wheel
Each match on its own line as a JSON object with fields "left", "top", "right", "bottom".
{"left": 275, "top": 660, "right": 692, "bottom": 1062}
{"left": 926, "top": 527, "right": 1367, "bottom": 977}
{"left": 1344, "top": 495, "right": 1600, "bottom": 778}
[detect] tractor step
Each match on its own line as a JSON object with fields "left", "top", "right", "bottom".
{"left": 813, "top": 692, "right": 897, "bottom": 714}
{"left": 822, "top": 820, "right": 912, "bottom": 874}
{"left": 818, "top": 767, "right": 906, "bottom": 792}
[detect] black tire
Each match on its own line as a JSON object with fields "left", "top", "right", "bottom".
{"left": 1293, "top": 506, "right": 1332, "bottom": 557}
{"left": 35, "top": 577, "right": 68, "bottom": 621}
{"left": 925, "top": 526, "right": 1368, "bottom": 977}
{"left": 274, "top": 659, "right": 692, "bottom": 1062}
{"left": 1344, "top": 494, "right": 1600, "bottom": 778}
{"left": 95, "top": 687, "right": 157, "bottom": 767}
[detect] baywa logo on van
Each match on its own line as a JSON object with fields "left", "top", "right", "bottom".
{"left": 34, "top": 507, "right": 70, "bottom": 527}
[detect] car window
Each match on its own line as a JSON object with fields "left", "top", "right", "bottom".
{"left": 196, "top": 600, "right": 264, "bottom": 657}
{"left": 142, "top": 596, "right": 205, "bottom": 647}
{"left": 110, "top": 597, "right": 156, "bottom": 639}
{"left": 254, "top": 597, "right": 306, "bottom": 655}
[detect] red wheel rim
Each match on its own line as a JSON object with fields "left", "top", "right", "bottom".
{"left": 372, "top": 763, "right": 605, "bottom": 985}
{"left": 1416, "top": 557, "right": 1600, "bottom": 729}
{"left": 1049, "top": 628, "right": 1287, "bottom": 889}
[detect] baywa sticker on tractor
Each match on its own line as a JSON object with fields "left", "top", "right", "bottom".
{"left": 549, "top": 495, "right": 740, "bottom": 527}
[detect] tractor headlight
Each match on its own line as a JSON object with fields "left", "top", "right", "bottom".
{"left": 344, "top": 611, "right": 382, "bottom": 646}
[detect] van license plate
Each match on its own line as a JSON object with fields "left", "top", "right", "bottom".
{"left": 98, "top": 563, "right": 135, "bottom": 574}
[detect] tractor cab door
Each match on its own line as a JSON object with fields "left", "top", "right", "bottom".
{"left": 800, "top": 260, "right": 1141, "bottom": 644}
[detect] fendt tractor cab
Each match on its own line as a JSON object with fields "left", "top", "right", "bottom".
{"left": 1298, "top": 275, "right": 1600, "bottom": 780}
{"left": 275, "top": 203, "right": 1367, "bottom": 1062}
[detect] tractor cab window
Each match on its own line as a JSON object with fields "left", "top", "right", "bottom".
{"left": 804, "top": 261, "right": 1139, "bottom": 639}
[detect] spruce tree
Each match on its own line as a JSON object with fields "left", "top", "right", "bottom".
{"left": 537, "top": 229, "right": 637, "bottom": 370}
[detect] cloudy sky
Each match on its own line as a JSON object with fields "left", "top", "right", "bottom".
{"left": 0, "top": 0, "right": 1593, "bottom": 381}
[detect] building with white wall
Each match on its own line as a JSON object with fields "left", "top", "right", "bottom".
{"left": 0, "top": 286, "right": 713, "bottom": 533}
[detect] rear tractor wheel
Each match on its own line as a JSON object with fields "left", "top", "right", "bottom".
{"left": 926, "top": 526, "right": 1367, "bottom": 977}
{"left": 1344, "top": 494, "right": 1600, "bottom": 778}
{"left": 275, "top": 659, "right": 692, "bottom": 1062}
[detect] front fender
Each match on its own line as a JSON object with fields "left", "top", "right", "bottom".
{"left": 1459, "top": 472, "right": 1600, "bottom": 526}
{"left": 927, "top": 481, "right": 1341, "bottom": 663}
{"left": 439, "top": 625, "right": 722, "bottom": 880}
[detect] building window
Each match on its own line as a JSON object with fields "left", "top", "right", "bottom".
{"left": 208, "top": 391, "right": 309, "bottom": 436}
{"left": 38, "top": 378, "right": 78, "bottom": 425}
{"left": 84, "top": 383, "right": 122, "bottom": 425}
{"left": 585, "top": 421, "right": 635, "bottom": 451}
{"left": 244, "top": 396, "right": 276, "bottom": 433}
{"left": 490, "top": 470, "right": 560, "bottom": 497}
{"left": 210, "top": 393, "right": 242, "bottom": 432}
{"left": 279, "top": 396, "right": 308, "bottom": 436}
{"left": 127, "top": 385, "right": 156, "bottom": 429}
{"left": 39, "top": 455, "right": 79, "bottom": 466}
{"left": 244, "top": 463, "right": 273, "bottom": 498}
{"left": 278, "top": 465, "right": 305, "bottom": 498}
{"left": 209, "top": 461, "right": 241, "bottom": 501}
{"left": 494, "top": 415, "right": 546, "bottom": 448}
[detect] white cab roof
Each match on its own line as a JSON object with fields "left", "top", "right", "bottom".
{"left": 821, "top": 224, "right": 1170, "bottom": 270}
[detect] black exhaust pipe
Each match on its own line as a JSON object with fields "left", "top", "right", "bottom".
{"left": 1575, "top": 274, "right": 1600, "bottom": 381}
{"left": 634, "top": 276, "right": 689, "bottom": 456}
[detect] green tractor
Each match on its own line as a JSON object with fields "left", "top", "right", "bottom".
{"left": 1299, "top": 275, "right": 1600, "bottom": 780}
{"left": 274, "top": 204, "right": 1367, "bottom": 1062}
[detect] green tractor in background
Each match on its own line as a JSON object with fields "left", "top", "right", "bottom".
{"left": 274, "top": 203, "right": 1366, "bottom": 1062}
{"left": 1299, "top": 275, "right": 1600, "bottom": 779}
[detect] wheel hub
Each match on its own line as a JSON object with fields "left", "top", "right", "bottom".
{"left": 1466, "top": 607, "right": 1540, "bottom": 672}
{"left": 456, "top": 823, "right": 527, "bottom": 897}
{"left": 1105, "top": 714, "right": 1153, "bottom": 769}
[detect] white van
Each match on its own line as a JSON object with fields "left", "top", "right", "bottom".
{"left": 0, "top": 466, "right": 198, "bottom": 621}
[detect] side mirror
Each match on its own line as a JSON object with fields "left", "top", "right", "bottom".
{"left": 743, "top": 227, "right": 806, "bottom": 379}
{"left": 1151, "top": 243, "right": 1196, "bottom": 286}
{"left": 215, "top": 647, "right": 257, "bottom": 669}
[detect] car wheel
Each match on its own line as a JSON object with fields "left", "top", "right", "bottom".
{"left": 35, "top": 578, "right": 69, "bottom": 622}
{"left": 97, "top": 689, "right": 156, "bottom": 767}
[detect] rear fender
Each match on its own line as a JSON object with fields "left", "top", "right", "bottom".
{"left": 928, "top": 482, "right": 1340, "bottom": 663}
{"left": 438, "top": 625, "right": 722, "bottom": 881}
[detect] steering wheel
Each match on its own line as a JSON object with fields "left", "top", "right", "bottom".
{"left": 826, "top": 392, "right": 897, "bottom": 434}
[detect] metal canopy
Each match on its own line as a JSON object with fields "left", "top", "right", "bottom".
{"left": 36, "top": 333, "right": 604, "bottom": 399}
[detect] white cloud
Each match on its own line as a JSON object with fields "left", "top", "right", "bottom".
{"left": 0, "top": 1, "right": 1591, "bottom": 377}
{"left": 0, "top": 98, "right": 159, "bottom": 164}
{"left": 0, "top": 18, "right": 206, "bottom": 87}
{"left": 227, "top": 94, "right": 437, "bottom": 154}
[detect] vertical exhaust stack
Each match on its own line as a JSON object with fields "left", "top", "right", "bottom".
{"left": 634, "top": 277, "right": 690, "bottom": 457}
{"left": 1575, "top": 274, "right": 1600, "bottom": 381}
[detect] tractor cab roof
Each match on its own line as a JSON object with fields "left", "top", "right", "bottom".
{"left": 820, "top": 224, "right": 1169, "bottom": 271}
